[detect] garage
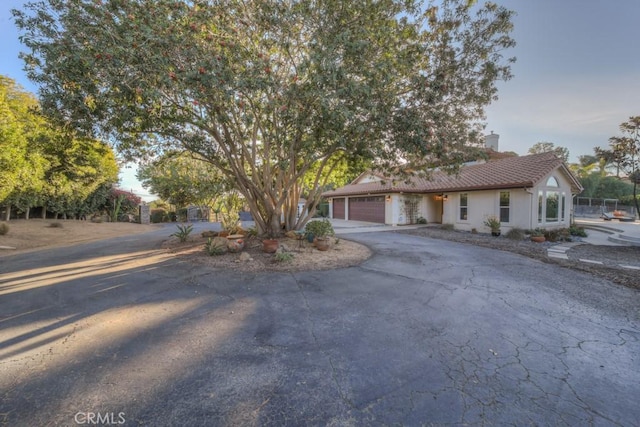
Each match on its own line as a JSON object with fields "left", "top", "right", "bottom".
{"left": 333, "top": 198, "right": 345, "bottom": 219}
{"left": 348, "top": 196, "right": 385, "bottom": 223}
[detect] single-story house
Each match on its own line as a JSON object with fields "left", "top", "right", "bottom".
{"left": 322, "top": 151, "right": 583, "bottom": 232}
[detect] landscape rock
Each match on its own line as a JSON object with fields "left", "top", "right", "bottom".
{"left": 210, "top": 237, "right": 229, "bottom": 253}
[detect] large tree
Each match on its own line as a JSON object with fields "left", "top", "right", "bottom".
{"left": 597, "top": 116, "right": 640, "bottom": 217}
{"left": 14, "top": 0, "right": 515, "bottom": 236}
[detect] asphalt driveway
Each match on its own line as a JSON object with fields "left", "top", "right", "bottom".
{"left": 1, "top": 226, "right": 639, "bottom": 425}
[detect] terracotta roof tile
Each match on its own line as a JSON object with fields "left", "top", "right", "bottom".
{"left": 323, "top": 152, "right": 582, "bottom": 197}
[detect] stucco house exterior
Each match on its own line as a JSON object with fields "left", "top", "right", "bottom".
{"left": 322, "top": 151, "right": 583, "bottom": 233}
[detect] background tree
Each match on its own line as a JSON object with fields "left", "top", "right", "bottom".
{"left": 14, "top": 0, "right": 516, "bottom": 236}
{"left": 527, "top": 141, "right": 569, "bottom": 162}
{"left": 0, "top": 75, "right": 119, "bottom": 220}
{"left": 596, "top": 116, "right": 640, "bottom": 217}
{"left": 137, "top": 152, "right": 231, "bottom": 210}
{"left": 0, "top": 75, "right": 48, "bottom": 220}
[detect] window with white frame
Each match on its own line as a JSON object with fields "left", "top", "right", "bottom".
{"left": 459, "top": 193, "right": 468, "bottom": 221}
{"left": 499, "top": 191, "right": 510, "bottom": 223}
{"left": 538, "top": 176, "right": 565, "bottom": 224}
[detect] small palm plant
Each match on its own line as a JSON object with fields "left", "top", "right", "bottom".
{"left": 171, "top": 223, "right": 193, "bottom": 242}
{"left": 483, "top": 215, "right": 501, "bottom": 236}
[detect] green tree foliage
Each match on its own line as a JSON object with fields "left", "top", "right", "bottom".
{"left": 570, "top": 153, "right": 613, "bottom": 178}
{"left": 0, "top": 75, "right": 47, "bottom": 217}
{"left": 14, "top": 0, "right": 515, "bottom": 235}
{"left": 137, "top": 152, "right": 231, "bottom": 209}
{"left": 0, "top": 75, "right": 119, "bottom": 220}
{"left": 578, "top": 173, "right": 634, "bottom": 199}
{"left": 527, "top": 141, "right": 569, "bottom": 162}
{"left": 596, "top": 116, "right": 640, "bottom": 217}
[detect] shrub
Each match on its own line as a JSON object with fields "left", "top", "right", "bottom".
{"left": 483, "top": 215, "right": 501, "bottom": 231}
{"left": 274, "top": 252, "right": 294, "bottom": 263}
{"left": 558, "top": 228, "right": 572, "bottom": 242}
{"left": 205, "top": 238, "right": 226, "bottom": 256}
{"left": 441, "top": 223, "right": 454, "bottom": 231}
{"left": 530, "top": 228, "right": 545, "bottom": 237}
{"left": 416, "top": 216, "right": 427, "bottom": 224}
{"left": 150, "top": 209, "right": 168, "bottom": 223}
{"left": 543, "top": 229, "right": 559, "bottom": 242}
{"left": 48, "top": 222, "right": 64, "bottom": 228}
{"left": 569, "top": 225, "right": 588, "bottom": 237}
{"left": 505, "top": 227, "right": 525, "bottom": 240}
{"left": 0, "top": 223, "right": 9, "bottom": 235}
{"left": 171, "top": 224, "right": 193, "bottom": 242}
{"left": 304, "top": 218, "right": 335, "bottom": 239}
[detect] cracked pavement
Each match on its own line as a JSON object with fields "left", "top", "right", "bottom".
{"left": 1, "top": 226, "right": 639, "bottom": 425}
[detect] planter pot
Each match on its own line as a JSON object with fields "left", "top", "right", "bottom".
{"left": 530, "top": 236, "right": 546, "bottom": 243}
{"left": 491, "top": 230, "right": 501, "bottom": 237}
{"left": 262, "top": 239, "right": 279, "bottom": 253}
{"left": 218, "top": 231, "right": 230, "bottom": 238}
{"left": 306, "top": 233, "right": 315, "bottom": 243}
{"left": 315, "top": 237, "right": 330, "bottom": 251}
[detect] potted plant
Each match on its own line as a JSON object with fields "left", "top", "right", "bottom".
{"left": 483, "top": 215, "right": 501, "bottom": 237}
{"left": 304, "top": 219, "right": 335, "bottom": 250}
{"left": 530, "top": 228, "right": 546, "bottom": 243}
{"left": 262, "top": 237, "right": 279, "bottom": 253}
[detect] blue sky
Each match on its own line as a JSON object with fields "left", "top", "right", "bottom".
{"left": 2, "top": 1, "right": 639, "bottom": 201}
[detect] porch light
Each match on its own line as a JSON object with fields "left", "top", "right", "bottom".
{"left": 385, "top": 195, "right": 391, "bottom": 202}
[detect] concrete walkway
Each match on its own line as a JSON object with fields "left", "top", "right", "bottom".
{"left": 575, "top": 217, "right": 640, "bottom": 246}
{"left": 329, "top": 218, "right": 428, "bottom": 235}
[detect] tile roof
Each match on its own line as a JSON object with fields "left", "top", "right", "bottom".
{"left": 323, "top": 152, "right": 582, "bottom": 197}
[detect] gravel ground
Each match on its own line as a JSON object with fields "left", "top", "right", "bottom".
{"left": 398, "top": 227, "right": 639, "bottom": 290}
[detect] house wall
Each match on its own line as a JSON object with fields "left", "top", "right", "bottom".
{"left": 441, "top": 180, "right": 573, "bottom": 233}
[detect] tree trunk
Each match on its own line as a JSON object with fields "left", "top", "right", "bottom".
{"left": 633, "top": 181, "right": 639, "bottom": 220}
{"left": 25, "top": 207, "right": 30, "bottom": 220}
{"left": 3, "top": 206, "right": 10, "bottom": 221}
{"left": 42, "top": 205, "right": 47, "bottom": 219}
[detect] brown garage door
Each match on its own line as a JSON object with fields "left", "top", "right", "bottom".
{"left": 333, "top": 198, "right": 345, "bottom": 219}
{"left": 349, "top": 196, "right": 385, "bottom": 223}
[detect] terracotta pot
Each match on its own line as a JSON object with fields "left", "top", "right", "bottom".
{"left": 219, "top": 230, "right": 230, "bottom": 238}
{"left": 315, "top": 238, "right": 330, "bottom": 251}
{"left": 530, "top": 236, "right": 546, "bottom": 243}
{"left": 613, "top": 210, "right": 624, "bottom": 217}
{"left": 262, "top": 239, "right": 279, "bottom": 253}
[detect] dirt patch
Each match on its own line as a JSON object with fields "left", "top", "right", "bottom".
{"left": 163, "top": 235, "right": 372, "bottom": 272}
{"left": 0, "top": 219, "right": 160, "bottom": 256}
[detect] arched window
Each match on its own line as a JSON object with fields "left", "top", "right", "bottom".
{"left": 538, "top": 176, "right": 566, "bottom": 224}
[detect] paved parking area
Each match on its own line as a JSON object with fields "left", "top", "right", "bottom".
{"left": 1, "top": 225, "right": 639, "bottom": 425}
